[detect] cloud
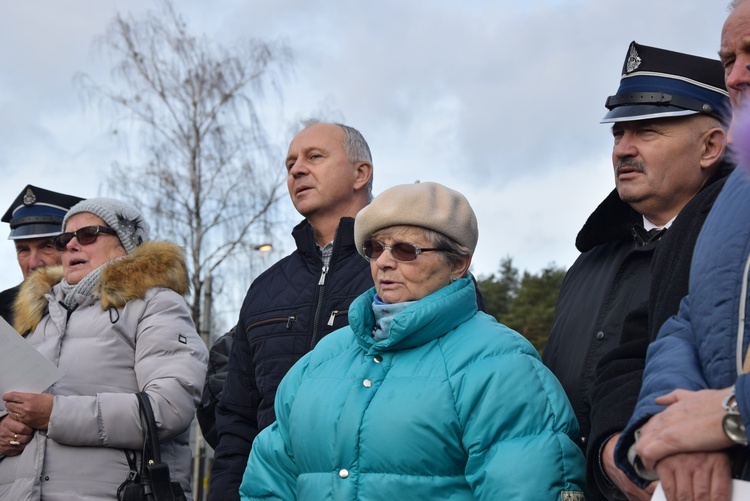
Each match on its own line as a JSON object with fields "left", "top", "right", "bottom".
{"left": 0, "top": 0, "right": 733, "bottom": 318}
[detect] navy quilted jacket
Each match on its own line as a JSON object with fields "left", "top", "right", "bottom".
{"left": 210, "top": 217, "right": 373, "bottom": 501}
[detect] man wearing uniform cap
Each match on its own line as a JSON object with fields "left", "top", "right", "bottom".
{"left": 609, "top": 3, "right": 750, "bottom": 499}
{"left": 0, "top": 185, "right": 84, "bottom": 326}
{"left": 541, "top": 41, "right": 732, "bottom": 500}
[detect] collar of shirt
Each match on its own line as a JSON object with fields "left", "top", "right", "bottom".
{"left": 317, "top": 241, "right": 334, "bottom": 268}
{"left": 642, "top": 214, "right": 676, "bottom": 232}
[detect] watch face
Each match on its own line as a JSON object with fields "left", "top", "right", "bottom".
{"left": 723, "top": 412, "right": 749, "bottom": 446}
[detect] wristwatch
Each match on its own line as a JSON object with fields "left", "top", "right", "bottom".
{"left": 722, "top": 386, "right": 749, "bottom": 446}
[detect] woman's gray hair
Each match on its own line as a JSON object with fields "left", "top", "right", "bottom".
{"left": 300, "top": 118, "right": 374, "bottom": 199}
{"left": 422, "top": 228, "right": 472, "bottom": 272}
{"left": 371, "top": 226, "right": 471, "bottom": 275}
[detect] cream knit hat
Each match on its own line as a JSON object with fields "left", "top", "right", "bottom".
{"left": 354, "top": 181, "right": 478, "bottom": 257}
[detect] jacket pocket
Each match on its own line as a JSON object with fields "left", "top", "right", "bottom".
{"left": 246, "top": 315, "right": 298, "bottom": 333}
{"left": 326, "top": 309, "right": 348, "bottom": 327}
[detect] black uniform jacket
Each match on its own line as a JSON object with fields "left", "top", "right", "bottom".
{"left": 542, "top": 162, "right": 732, "bottom": 457}
{"left": 587, "top": 163, "right": 732, "bottom": 500}
{"left": 0, "top": 284, "right": 20, "bottom": 326}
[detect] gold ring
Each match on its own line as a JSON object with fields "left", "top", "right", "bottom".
{"left": 13, "top": 434, "right": 18, "bottom": 440}
{"left": 9, "top": 440, "right": 20, "bottom": 446}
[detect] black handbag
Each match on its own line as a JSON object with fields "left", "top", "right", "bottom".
{"left": 117, "top": 392, "right": 187, "bottom": 501}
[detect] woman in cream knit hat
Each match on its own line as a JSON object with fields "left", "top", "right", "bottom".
{"left": 241, "top": 182, "right": 586, "bottom": 500}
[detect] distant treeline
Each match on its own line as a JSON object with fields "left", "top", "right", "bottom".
{"left": 476, "top": 257, "right": 566, "bottom": 353}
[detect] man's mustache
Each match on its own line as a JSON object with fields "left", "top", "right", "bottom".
{"left": 616, "top": 160, "right": 646, "bottom": 175}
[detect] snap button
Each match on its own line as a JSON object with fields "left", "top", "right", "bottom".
{"left": 373, "top": 355, "right": 383, "bottom": 363}
{"left": 363, "top": 379, "right": 372, "bottom": 388}
{"left": 595, "top": 331, "right": 604, "bottom": 340}
{"left": 339, "top": 469, "right": 349, "bottom": 479}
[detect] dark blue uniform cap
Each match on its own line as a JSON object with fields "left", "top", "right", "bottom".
{"left": 602, "top": 41, "right": 731, "bottom": 125}
{"left": 1, "top": 185, "right": 84, "bottom": 240}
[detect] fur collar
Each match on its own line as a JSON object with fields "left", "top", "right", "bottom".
{"left": 13, "top": 240, "right": 190, "bottom": 335}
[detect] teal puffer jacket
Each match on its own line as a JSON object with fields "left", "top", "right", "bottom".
{"left": 241, "top": 276, "right": 586, "bottom": 500}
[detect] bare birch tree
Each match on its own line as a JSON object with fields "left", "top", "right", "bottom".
{"left": 77, "top": 0, "right": 292, "bottom": 330}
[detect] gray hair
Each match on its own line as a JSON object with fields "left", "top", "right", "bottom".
{"left": 422, "top": 228, "right": 472, "bottom": 273}
{"left": 300, "top": 118, "right": 374, "bottom": 199}
{"left": 371, "top": 226, "right": 472, "bottom": 276}
{"left": 689, "top": 114, "right": 726, "bottom": 139}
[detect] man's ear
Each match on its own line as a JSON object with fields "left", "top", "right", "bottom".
{"left": 700, "top": 128, "right": 728, "bottom": 169}
{"left": 353, "top": 161, "right": 372, "bottom": 191}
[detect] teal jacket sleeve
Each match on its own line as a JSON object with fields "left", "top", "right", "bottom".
{"left": 455, "top": 332, "right": 587, "bottom": 500}
{"left": 239, "top": 354, "right": 310, "bottom": 500}
{"left": 239, "top": 422, "right": 296, "bottom": 501}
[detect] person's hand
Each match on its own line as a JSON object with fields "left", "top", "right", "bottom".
{"left": 3, "top": 392, "right": 54, "bottom": 431}
{"left": 655, "top": 451, "right": 732, "bottom": 501}
{"left": 636, "top": 388, "right": 733, "bottom": 469}
{"left": 0, "top": 414, "right": 34, "bottom": 456}
{"left": 602, "top": 433, "right": 655, "bottom": 501}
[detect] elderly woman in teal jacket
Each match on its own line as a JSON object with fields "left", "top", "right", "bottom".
{"left": 240, "top": 182, "right": 586, "bottom": 500}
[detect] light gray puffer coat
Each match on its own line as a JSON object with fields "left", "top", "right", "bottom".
{"left": 0, "top": 241, "right": 208, "bottom": 501}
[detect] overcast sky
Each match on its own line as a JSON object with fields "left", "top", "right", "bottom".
{"left": 0, "top": 0, "right": 733, "bottom": 328}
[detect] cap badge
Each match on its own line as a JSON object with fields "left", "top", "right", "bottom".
{"left": 22, "top": 187, "right": 36, "bottom": 206}
{"left": 626, "top": 45, "right": 642, "bottom": 73}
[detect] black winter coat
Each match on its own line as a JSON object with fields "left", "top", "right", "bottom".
{"left": 587, "top": 164, "right": 732, "bottom": 500}
{"left": 197, "top": 325, "right": 236, "bottom": 449}
{"left": 209, "top": 217, "right": 373, "bottom": 501}
{"left": 542, "top": 188, "right": 662, "bottom": 452}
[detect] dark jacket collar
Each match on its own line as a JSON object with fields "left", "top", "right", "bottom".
{"left": 575, "top": 159, "right": 734, "bottom": 253}
{"left": 292, "top": 217, "right": 358, "bottom": 263}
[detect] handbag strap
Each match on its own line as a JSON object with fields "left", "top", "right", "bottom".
{"left": 136, "top": 392, "right": 162, "bottom": 464}
{"left": 137, "top": 392, "right": 181, "bottom": 501}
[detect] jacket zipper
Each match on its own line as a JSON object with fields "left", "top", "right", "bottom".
{"left": 310, "top": 265, "right": 329, "bottom": 349}
{"left": 736, "top": 250, "right": 750, "bottom": 375}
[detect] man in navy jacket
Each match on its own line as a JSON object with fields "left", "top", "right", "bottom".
{"left": 209, "top": 121, "right": 375, "bottom": 500}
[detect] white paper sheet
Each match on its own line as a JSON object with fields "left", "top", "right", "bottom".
{"left": 652, "top": 479, "right": 750, "bottom": 500}
{"left": 0, "top": 316, "right": 63, "bottom": 412}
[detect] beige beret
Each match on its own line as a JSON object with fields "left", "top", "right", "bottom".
{"left": 354, "top": 181, "right": 478, "bottom": 257}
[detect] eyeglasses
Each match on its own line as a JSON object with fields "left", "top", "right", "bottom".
{"left": 53, "top": 226, "right": 118, "bottom": 251}
{"left": 362, "top": 239, "right": 445, "bottom": 262}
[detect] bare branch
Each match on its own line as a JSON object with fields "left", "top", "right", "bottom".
{"left": 79, "top": 0, "right": 293, "bottom": 329}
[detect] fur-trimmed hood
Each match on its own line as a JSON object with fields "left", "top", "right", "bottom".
{"left": 13, "top": 240, "right": 190, "bottom": 335}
